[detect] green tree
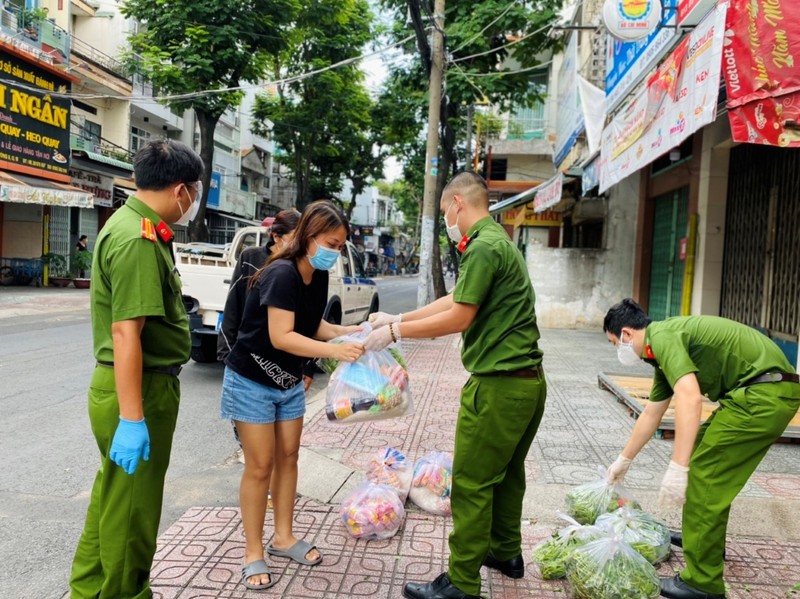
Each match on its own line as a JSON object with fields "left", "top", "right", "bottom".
{"left": 251, "top": 0, "right": 376, "bottom": 210}
{"left": 120, "top": 0, "right": 299, "bottom": 241}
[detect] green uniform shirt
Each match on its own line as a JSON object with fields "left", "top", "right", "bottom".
{"left": 453, "top": 216, "right": 542, "bottom": 373}
{"left": 644, "top": 315, "right": 795, "bottom": 402}
{"left": 91, "top": 196, "right": 190, "bottom": 367}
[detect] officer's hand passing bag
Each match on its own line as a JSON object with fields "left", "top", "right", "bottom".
{"left": 322, "top": 325, "right": 413, "bottom": 424}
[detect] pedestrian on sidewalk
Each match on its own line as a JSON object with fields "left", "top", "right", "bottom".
{"left": 75, "top": 234, "right": 89, "bottom": 278}
{"left": 69, "top": 140, "right": 203, "bottom": 598}
{"left": 220, "top": 200, "right": 365, "bottom": 590}
{"left": 365, "top": 171, "right": 547, "bottom": 599}
{"left": 603, "top": 298, "right": 800, "bottom": 599}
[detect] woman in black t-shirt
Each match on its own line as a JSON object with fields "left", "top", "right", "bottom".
{"left": 221, "top": 200, "right": 364, "bottom": 590}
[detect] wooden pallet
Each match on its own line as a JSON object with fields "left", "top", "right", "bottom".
{"left": 597, "top": 372, "right": 800, "bottom": 441}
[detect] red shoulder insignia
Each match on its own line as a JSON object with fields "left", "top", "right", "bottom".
{"left": 155, "top": 220, "right": 174, "bottom": 243}
{"left": 645, "top": 344, "right": 655, "bottom": 360}
{"left": 457, "top": 235, "right": 470, "bottom": 253}
{"left": 140, "top": 218, "right": 157, "bottom": 243}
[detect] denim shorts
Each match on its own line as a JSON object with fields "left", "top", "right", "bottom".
{"left": 220, "top": 366, "right": 305, "bottom": 424}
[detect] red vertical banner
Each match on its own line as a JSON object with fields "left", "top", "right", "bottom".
{"left": 724, "top": 0, "right": 800, "bottom": 146}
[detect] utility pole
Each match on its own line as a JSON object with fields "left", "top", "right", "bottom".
{"left": 417, "top": 0, "right": 446, "bottom": 308}
{"left": 465, "top": 104, "right": 474, "bottom": 172}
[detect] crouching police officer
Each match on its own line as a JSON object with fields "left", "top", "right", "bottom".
{"left": 603, "top": 298, "right": 800, "bottom": 599}
{"left": 69, "top": 140, "right": 203, "bottom": 598}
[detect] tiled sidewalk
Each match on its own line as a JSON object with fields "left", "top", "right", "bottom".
{"left": 151, "top": 332, "right": 800, "bottom": 598}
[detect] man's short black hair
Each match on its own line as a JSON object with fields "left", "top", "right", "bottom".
{"left": 133, "top": 139, "right": 204, "bottom": 191}
{"left": 603, "top": 298, "right": 653, "bottom": 336}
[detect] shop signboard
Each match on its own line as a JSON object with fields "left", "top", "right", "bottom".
{"left": 0, "top": 50, "right": 72, "bottom": 183}
{"left": 723, "top": 0, "right": 800, "bottom": 147}
{"left": 70, "top": 168, "right": 113, "bottom": 208}
{"left": 554, "top": 34, "right": 584, "bottom": 167}
{"left": 533, "top": 174, "right": 564, "bottom": 214}
{"left": 502, "top": 205, "right": 562, "bottom": 227}
{"left": 602, "top": 0, "right": 662, "bottom": 42}
{"left": 605, "top": 6, "right": 679, "bottom": 113}
{"left": 600, "top": 4, "right": 728, "bottom": 193}
{"left": 206, "top": 171, "right": 221, "bottom": 208}
{"left": 678, "top": 0, "right": 717, "bottom": 26}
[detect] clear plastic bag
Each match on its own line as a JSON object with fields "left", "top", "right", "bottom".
{"left": 595, "top": 507, "right": 671, "bottom": 565}
{"left": 408, "top": 451, "right": 452, "bottom": 516}
{"left": 532, "top": 512, "right": 604, "bottom": 580}
{"left": 567, "top": 533, "right": 660, "bottom": 599}
{"left": 565, "top": 466, "right": 642, "bottom": 524}
{"left": 365, "top": 447, "right": 413, "bottom": 502}
{"left": 339, "top": 481, "right": 406, "bottom": 540}
{"left": 323, "top": 326, "right": 413, "bottom": 424}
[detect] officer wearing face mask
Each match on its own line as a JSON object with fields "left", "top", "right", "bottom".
{"left": 364, "top": 172, "right": 546, "bottom": 599}
{"left": 70, "top": 140, "right": 204, "bottom": 599}
{"left": 603, "top": 298, "right": 800, "bottom": 599}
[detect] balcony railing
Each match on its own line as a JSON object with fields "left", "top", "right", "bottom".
{"left": 71, "top": 130, "right": 134, "bottom": 165}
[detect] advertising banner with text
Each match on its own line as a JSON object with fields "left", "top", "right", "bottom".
{"left": 0, "top": 50, "right": 72, "bottom": 182}
{"left": 554, "top": 34, "right": 584, "bottom": 167}
{"left": 533, "top": 174, "right": 564, "bottom": 214}
{"left": 724, "top": 0, "right": 800, "bottom": 147}
{"left": 599, "top": 5, "right": 727, "bottom": 193}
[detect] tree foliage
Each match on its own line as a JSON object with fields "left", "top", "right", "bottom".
{"left": 251, "top": 0, "right": 381, "bottom": 210}
{"left": 120, "top": 0, "right": 299, "bottom": 240}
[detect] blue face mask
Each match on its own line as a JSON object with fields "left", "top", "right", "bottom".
{"left": 308, "top": 239, "right": 340, "bottom": 270}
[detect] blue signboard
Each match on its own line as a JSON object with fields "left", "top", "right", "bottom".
{"left": 206, "top": 171, "right": 221, "bottom": 209}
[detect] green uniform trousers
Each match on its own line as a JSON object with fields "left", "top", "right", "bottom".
{"left": 681, "top": 380, "right": 800, "bottom": 595}
{"left": 69, "top": 366, "right": 181, "bottom": 599}
{"left": 447, "top": 373, "right": 547, "bottom": 596}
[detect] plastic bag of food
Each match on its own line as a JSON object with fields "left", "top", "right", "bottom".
{"left": 565, "top": 466, "right": 642, "bottom": 524}
{"left": 532, "top": 512, "right": 604, "bottom": 580}
{"left": 317, "top": 323, "right": 408, "bottom": 374}
{"left": 595, "top": 507, "right": 671, "bottom": 565}
{"left": 567, "top": 534, "right": 660, "bottom": 599}
{"left": 323, "top": 326, "right": 413, "bottom": 424}
{"left": 339, "top": 481, "right": 406, "bottom": 540}
{"left": 366, "top": 447, "right": 413, "bottom": 502}
{"left": 408, "top": 451, "right": 452, "bottom": 516}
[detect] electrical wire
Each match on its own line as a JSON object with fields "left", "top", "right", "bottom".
{"left": 448, "top": 60, "right": 553, "bottom": 78}
{"left": 449, "top": 20, "right": 556, "bottom": 64}
{"left": 449, "top": 0, "right": 519, "bottom": 53}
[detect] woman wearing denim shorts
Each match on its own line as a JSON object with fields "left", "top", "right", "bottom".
{"left": 221, "top": 201, "right": 364, "bottom": 590}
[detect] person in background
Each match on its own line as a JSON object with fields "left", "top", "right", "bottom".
{"left": 221, "top": 200, "right": 365, "bottom": 590}
{"left": 365, "top": 172, "right": 547, "bottom": 599}
{"left": 69, "top": 139, "right": 203, "bottom": 598}
{"left": 75, "top": 234, "right": 89, "bottom": 278}
{"left": 603, "top": 298, "right": 800, "bottom": 599}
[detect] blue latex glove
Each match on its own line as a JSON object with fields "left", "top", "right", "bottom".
{"left": 110, "top": 417, "right": 150, "bottom": 475}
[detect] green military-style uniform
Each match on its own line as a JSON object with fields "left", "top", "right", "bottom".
{"left": 70, "top": 196, "right": 190, "bottom": 599}
{"left": 447, "top": 216, "right": 547, "bottom": 596}
{"left": 644, "top": 316, "right": 800, "bottom": 595}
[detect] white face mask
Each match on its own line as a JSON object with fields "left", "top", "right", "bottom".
{"left": 444, "top": 199, "right": 462, "bottom": 244}
{"left": 175, "top": 181, "right": 202, "bottom": 226}
{"left": 617, "top": 332, "right": 640, "bottom": 366}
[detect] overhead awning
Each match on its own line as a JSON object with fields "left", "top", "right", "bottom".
{"left": 113, "top": 177, "right": 137, "bottom": 191}
{"left": 0, "top": 171, "right": 93, "bottom": 208}
{"left": 71, "top": 150, "right": 134, "bottom": 177}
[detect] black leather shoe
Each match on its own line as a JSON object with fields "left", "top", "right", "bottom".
{"left": 403, "top": 573, "right": 480, "bottom": 599}
{"left": 669, "top": 531, "right": 726, "bottom": 560}
{"left": 482, "top": 554, "right": 524, "bottom": 579}
{"left": 660, "top": 575, "right": 726, "bottom": 599}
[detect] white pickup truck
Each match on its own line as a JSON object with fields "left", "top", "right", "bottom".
{"left": 174, "top": 225, "right": 380, "bottom": 362}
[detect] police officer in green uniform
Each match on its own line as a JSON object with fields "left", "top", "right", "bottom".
{"left": 603, "top": 299, "right": 800, "bottom": 599}
{"left": 69, "top": 140, "right": 204, "bottom": 599}
{"left": 365, "top": 172, "right": 547, "bottom": 599}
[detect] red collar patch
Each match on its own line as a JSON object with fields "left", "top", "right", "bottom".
{"left": 457, "top": 235, "right": 470, "bottom": 253}
{"left": 156, "top": 221, "right": 174, "bottom": 243}
{"left": 644, "top": 344, "right": 655, "bottom": 360}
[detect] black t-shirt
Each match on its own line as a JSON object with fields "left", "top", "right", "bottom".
{"left": 226, "top": 259, "right": 328, "bottom": 389}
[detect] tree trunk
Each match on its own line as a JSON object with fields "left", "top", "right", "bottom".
{"left": 189, "top": 109, "right": 221, "bottom": 242}
{"left": 347, "top": 188, "right": 358, "bottom": 221}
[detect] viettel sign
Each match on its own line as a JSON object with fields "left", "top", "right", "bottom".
{"left": 603, "top": 0, "right": 663, "bottom": 41}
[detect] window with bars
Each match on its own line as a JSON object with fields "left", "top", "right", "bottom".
{"left": 507, "top": 72, "right": 548, "bottom": 140}
{"left": 130, "top": 126, "right": 152, "bottom": 155}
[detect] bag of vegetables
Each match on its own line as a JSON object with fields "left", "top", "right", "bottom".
{"left": 532, "top": 512, "right": 604, "bottom": 580}
{"left": 565, "top": 466, "right": 641, "bottom": 524}
{"left": 567, "top": 534, "right": 661, "bottom": 599}
{"left": 595, "top": 507, "right": 671, "bottom": 565}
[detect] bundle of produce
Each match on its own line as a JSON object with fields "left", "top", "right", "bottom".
{"left": 365, "top": 447, "right": 413, "bottom": 502}
{"left": 531, "top": 512, "right": 604, "bottom": 580}
{"left": 408, "top": 451, "right": 452, "bottom": 516}
{"left": 567, "top": 534, "right": 660, "bottom": 599}
{"left": 595, "top": 507, "right": 671, "bottom": 565}
{"left": 565, "top": 467, "right": 641, "bottom": 524}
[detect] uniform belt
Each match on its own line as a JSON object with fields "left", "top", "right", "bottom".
{"left": 97, "top": 360, "right": 183, "bottom": 377}
{"left": 475, "top": 367, "right": 540, "bottom": 379}
{"left": 742, "top": 372, "right": 800, "bottom": 386}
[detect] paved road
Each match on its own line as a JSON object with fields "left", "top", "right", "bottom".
{"left": 0, "top": 276, "right": 421, "bottom": 599}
